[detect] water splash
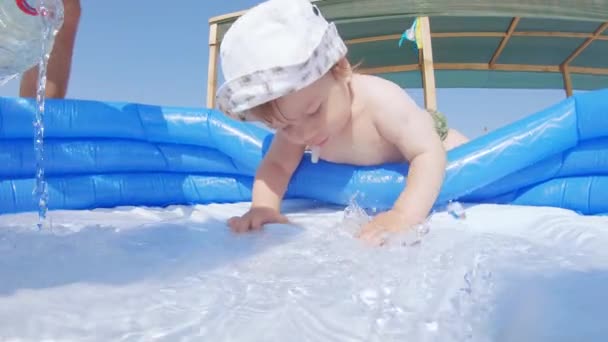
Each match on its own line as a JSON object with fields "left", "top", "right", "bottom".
{"left": 341, "top": 195, "right": 433, "bottom": 248}
{"left": 33, "top": 0, "right": 64, "bottom": 229}
{"left": 447, "top": 201, "right": 467, "bottom": 220}
{"left": 341, "top": 194, "right": 370, "bottom": 236}
{"left": 384, "top": 220, "right": 431, "bottom": 248}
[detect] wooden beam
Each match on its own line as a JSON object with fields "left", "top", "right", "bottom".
{"left": 206, "top": 23, "right": 219, "bottom": 108}
{"left": 346, "top": 34, "right": 401, "bottom": 44}
{"left": 561, "top": 22, "right": 608, "bottom": 66}
{"left": 561, "top": 65, "right": 573, "bottom": 97}
{"left": 418, "top": 17, "right": 437, "bottom": 110}
{"left": 569, "top": 66, "right": 608, "bottom": 75}
{"left": 209, "top": 10, "right": 246, "bottom": 24}
{"left": 362, "top": 63, "right": 547, "bottom": 73}
{"left": 435, "top": 63, "right": 559, "bottom": 72}
{"left": 489, "top": 17, "right": 520, "bottom": 67}
{"left": 346, "top": 32, "right": 503, "bottom": 45}
{"left": 434, "top": 32, "right": 504, "bottom": 38}
{"left": 360, "top": 63, "right": 572, "bottom": 74}
{"left": 345, "top": 31, "right": 606, "bottom": 46}
{"left": 359, "top": 64, "right": 420, "bottom": 74}
{"left": 513, "top": 31, "right": 592, "bottom": 39}
{"left": 361, "top": 63, "right": 608, "bottom": 75}
{"left": 483, "top": 63, "right": 558, "bottom": 72}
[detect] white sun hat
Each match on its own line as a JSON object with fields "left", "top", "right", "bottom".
{"left": 215, "top": 0, "right": 348, "bottom": 118}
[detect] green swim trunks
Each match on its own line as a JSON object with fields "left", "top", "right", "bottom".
{"left": 427, "top": 109, "right": 449, "bottom": 141}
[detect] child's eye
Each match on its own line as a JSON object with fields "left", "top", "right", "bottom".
{"left": 266, "top": 118, "right": 282, "bottom": 129}
{"left": 308, "top": 105, "right": 322, "bottom": 117}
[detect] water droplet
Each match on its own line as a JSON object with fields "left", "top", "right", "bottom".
{"left": 360, "top": 289, "right": 378, "bottom": 306}
{"left": 425, "top": 320, "right": 438, "bottom": 331}
{"left": 447, "top": 201, "right": 466, "bottom": 220}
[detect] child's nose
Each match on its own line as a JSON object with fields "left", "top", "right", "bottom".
{"left": 288, "top": 124, "right": 317, "bottom": 144}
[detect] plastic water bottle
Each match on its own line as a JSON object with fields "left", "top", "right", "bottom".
{"left": 0, "top": 0, "right": 64, "bottom": 85}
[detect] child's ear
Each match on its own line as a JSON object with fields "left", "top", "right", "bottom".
{"left": 331, "top": 57, "right": 353, "bottom": 82}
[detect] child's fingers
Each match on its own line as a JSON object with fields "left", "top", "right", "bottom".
{"left": 251, "top": 213, "right": 288, "bottom": 229}
{"left": 227, "top": 216, "right": 238, "bottom": 226}
{"left": 356, "top": 222, "right": 376, "bottom": 239}
{"left": 229, "top": 216, "right": 251, "bottom": 233}
{"left": 357, "top": 223, "right": 389, "bottom": 246}
{"left": 362, "top": 231, "right": 386, "bottom": 246}
{"left": 227, "top": 216, "right": 238, "bottom": 230}
{"left": 275, "top": 214, "right": 289, "bottom": 224}
{"left": 228, "top": 211, "right": 289, "bottom": 233}
{"left": 251, "top": 216, "right": 266, "bottom": 230}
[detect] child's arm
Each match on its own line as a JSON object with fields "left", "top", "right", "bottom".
{"left": 228, "top": 132, "right": 306, "bottom": 232}
{"left": 359, "top": 80, "right": 447, "bottom": 244}
{"left": 252, "top": 132, "right": 306, "bottom": 210}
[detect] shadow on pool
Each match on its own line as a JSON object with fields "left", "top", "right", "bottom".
{"left": 489, "top": 268, "right": 608, "bottom": 341}
{"left": 0, "top": 215, "right": 302, "bottom": 296}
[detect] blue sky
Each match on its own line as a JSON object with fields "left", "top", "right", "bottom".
{"left": 0, "top": 0, "right": 571, "bottom": 138}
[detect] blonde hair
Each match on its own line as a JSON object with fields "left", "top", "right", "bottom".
{"left": 241, "top": 57, "right": 356, "bottom": 126}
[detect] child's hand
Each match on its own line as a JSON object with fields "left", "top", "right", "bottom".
{"left": 357, "top": 209, "right": 417, "bottom": 246}
{"left": 227, "top": 206, "right": 289, "bottom": 233}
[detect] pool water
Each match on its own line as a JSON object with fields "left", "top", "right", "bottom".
{"left": 0, "top": 200, "right": 607, "bottom": 341}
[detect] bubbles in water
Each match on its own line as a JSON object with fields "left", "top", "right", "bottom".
{"left": 359, "top": 288, "right": 379, "bottom": 307}
{"left": 341, "top": 195, "right": 370, "bottom": 236}
{"left": 383, "top": 221, "right": 431, "bottom": 248}
{"left": 340, "top": 194, "right": 434, "bottom": 249}
{"left": 425, "top": 320, "right": 438, "bottom": 332}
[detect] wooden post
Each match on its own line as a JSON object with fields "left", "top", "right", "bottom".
{"left": 418, "top": 17, "right": 437, "bottom": 111}
{"left": 561, "top": 65, "right": 573, "bottom": 97}
{"left": 206, "top": 23, "right": 219, "bottom": 108}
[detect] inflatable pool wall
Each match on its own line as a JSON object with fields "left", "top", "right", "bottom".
{"left": 0, "top": 88, "right": 606, "bottom": 215}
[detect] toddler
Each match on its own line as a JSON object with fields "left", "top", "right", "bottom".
{"left": 216, "top": 0, "right": 469, "bottom": 245}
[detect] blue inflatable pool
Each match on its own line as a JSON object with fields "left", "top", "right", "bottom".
{"left": 0, "top": 89, "right": 607, "bottom": 215}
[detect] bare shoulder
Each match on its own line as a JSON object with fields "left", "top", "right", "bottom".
{"left": 353, "top": 74, "right": 407, "bottom": 98}
{"left": 351, "top": 74, "right": 439, "bottom": 159}
{"left": 352, "top": 73, "right": 421, "bottom": 123}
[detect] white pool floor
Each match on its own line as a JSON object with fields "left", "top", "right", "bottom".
{"left": 1, "top": 200, "right": 607, "bottom": 341}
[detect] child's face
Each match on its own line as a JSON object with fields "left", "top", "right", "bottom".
{"left": 270, "top": 70, "right": 352, "bottom": 146}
